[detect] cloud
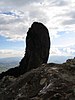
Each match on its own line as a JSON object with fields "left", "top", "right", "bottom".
{"left": 51, "top": 44, "right": 75, "bottom": 57}
{"left": 63, "top": 19, "right": 75, "bottom": 25}
{"left": 47, "top": 0, "right": 69, "bottom": 6}
{"left": 0, "top": 11, "right": 19, "bottom": 17}
{"left": 0, "top": 10, "right": 28, "bottom": 41}
{"left": 0, "top": 0, "right": 44, "bottom": 7}
{"left": 0, "top": 14, "right": 21, "bottom": 25}
{"left": 0, "top": 49, "right": 24, "bottom": 58}
{"left": 0, "top": 3, "right": 49, "bottom": 41}
{"left": 62, "top": 10, "right": 75, "bottom": 25}
{"left": 0, "top": 44, "right": 75, "bottom": 58}
{"left": 0, "top": 0, "right": 75, "bottom": 46}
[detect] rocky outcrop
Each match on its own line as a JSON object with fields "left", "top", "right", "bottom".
{"left": 0, "top": 22, "right": 50, "bottom": 79}
{"left": 0, "top": 21, "right": 75, "bottom": 99}
{"left": 0, "top": 58, "right": 75, "bottom": 100}
{"left": 19, "top": 22, "right": 50, "bottom": 72}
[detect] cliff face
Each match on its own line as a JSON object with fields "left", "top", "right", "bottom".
{"left": 0, "top": 57, "right": 75, "bottom": 100}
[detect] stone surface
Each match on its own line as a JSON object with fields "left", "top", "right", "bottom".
{"left": 0, "top": 58, "right": 75, "bottom": 100}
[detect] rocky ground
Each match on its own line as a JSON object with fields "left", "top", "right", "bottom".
{"left": 0, "top": 57, "right": 75, "bottom": 100}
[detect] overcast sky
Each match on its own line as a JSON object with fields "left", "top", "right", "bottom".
{"left": 0, "top": 0, "right": 75, "bottom": 60}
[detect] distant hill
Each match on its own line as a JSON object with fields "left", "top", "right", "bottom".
{"left": 0, "top": 57, "right": 22, "bottom": 73}
{"left": 0, "top": 56, "right": 74, "bottom": 73}
{"left": 0, "top": 57, "right": 21, "bottom": 67}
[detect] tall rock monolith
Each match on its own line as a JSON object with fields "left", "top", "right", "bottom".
{"left": 0, "top": 22, "right": 50, "bottom": 79}
{"left": 19, "top": 22, "right": 50, "bottom": 72}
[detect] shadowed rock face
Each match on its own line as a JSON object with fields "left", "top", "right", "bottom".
{"left": 0, "top": 22, "right": 50, "bottom": 79}
{"left": 19, "top": 22, "right": 50, "bottom": 72}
